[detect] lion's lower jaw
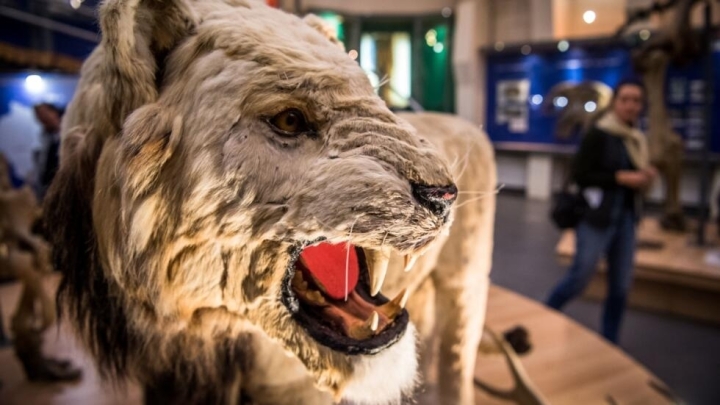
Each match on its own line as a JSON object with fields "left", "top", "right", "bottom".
{"left": 341, "top": 323, "right": 418, "bottom": 405}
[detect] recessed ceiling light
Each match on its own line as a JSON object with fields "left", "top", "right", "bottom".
{"left": 583, "top": 10, "right": 596, "bottom": 24}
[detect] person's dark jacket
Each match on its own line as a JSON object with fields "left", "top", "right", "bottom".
{"left": 572, "top": 126, "right": 639, "bottom": 229}
{"left": 40, "top": 138, "right": 60, "bottom": 188}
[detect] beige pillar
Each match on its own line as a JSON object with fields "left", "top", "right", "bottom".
{"left": 530, "top": 0, "right": 554, "bottom": 41}
{"left": 453, "top": 0, "right": 479, "bottom": 123}
{"left": 492, "top": 0, "right": 531, "bottom": 43}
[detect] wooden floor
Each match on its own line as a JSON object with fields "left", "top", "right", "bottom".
{"left": 556, "top": 217, "right": 720, "bottom": 324}
{"left": 1, "top": 277, "right": 669, "bottom": 405}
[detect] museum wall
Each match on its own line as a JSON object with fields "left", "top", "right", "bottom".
{"left": 553, "top": 0, "right": 627, "bottom": 39}
{"left": 489, "top": 0, "right": 554, "bottom": 44}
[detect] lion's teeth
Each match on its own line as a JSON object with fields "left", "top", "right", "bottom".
{"left": 349, "top": 312, "right": 381, "bottom": 340}
{"left": 404, "top": 255, "right": 418, "bottom": 272}
{"left": 391, "top": 288, "right": 410, "bottom": 309}
{"left": 369, "top": 311, "right": 379, "bottom": 332}
{"left": 378, "top": 289, "right": 408, "bottom": 320}
{"left": 365, "top": 248, "right": 391, "bottom": 297}
{"left": 292, "top": 271, "right": 309, "bottom": 291}
{"left": 308, "top": 290, "right": 326, "bottom": 305}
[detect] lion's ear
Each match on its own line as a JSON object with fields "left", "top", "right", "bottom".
{"left": 303, "top": 14, "right": 346, "bottom": 51}
{"left": 99, "top": 0, "right": 196, "bottom": 131}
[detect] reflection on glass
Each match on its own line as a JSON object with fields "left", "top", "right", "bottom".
{"left": 360, "top": 32, "right": 412, "bottom": 109}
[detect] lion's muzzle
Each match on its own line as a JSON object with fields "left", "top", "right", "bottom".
{"left": 411, "top": 182, "right": 458, "bottom": 219}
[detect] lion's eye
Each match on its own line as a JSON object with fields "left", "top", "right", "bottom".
{"left": 268, "top": 109, "right": 311, "bottom": 136}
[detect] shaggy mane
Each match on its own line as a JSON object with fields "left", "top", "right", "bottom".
{"left": 44, "top": 134, "right": 133, "bottom": 378}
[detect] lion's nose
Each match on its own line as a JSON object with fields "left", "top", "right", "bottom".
{"left": 411, "top": 183, "right": 458, "bottom": 218}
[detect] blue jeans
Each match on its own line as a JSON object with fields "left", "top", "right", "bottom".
{"left": 546, "top": 209, "right": 636, "bottom": 344}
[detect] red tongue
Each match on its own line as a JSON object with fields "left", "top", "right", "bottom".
{"left": 300, "top": 243, "right": 359, "bottom": 300}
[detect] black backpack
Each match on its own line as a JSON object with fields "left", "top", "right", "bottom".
{"left": 550, "top": 163, "right": 588, "bottom": 230}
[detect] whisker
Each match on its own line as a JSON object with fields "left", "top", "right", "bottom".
{"left": 453, "top": 138, "right": 474, "bottom": 180}
{"left": 312, "top": 215, "right": 337, "bottom": 232}
{"left": 458, "top": 184, "right": 506, "bottom": 195}
{"left": 454, "top": 184, "right": 505, "bottom": 209}
{"left": 345, "top": 216, "right": 360, "bottom": 302}
{"left": 449, "top": 152, "right": 462, "bottom": 170}
{"left": 455, "top": 195, "right": 491, "bottom": 209}
{"left": 378, "top": 74, "right": 390, "bottom": 88}
{"left": 381, "top": 231, "right": 390, "bottom": 247}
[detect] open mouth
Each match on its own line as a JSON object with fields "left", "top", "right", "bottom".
{"left": 281, "top": 240, "right": 409, "bottom": 355}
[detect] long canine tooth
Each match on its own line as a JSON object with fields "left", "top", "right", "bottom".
{"left": 380, "top": 289, "right": 409, "bottom": 320}
{"left": 365, "top": 248, "right": 391, "bottom": 296}
{"left": 404, "top": 255, "right": 419, "bottom": 272}
{"left": 391, "top": 288, "right": 410, "bottom": 309}
{"left": 369, "top": 311, "right": 379, "bottom": 332}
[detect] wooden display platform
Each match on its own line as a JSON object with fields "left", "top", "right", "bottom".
{"left": 1, "top": 278, "right": 671, "bottom": 405}
{"left": 556, "top": 218, "right": 720, "bottom": 325}
{"left": 476, "top": 286, "right": 671, "bottom": 405}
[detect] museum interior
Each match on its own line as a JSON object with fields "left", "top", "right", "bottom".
{"left": 0, "top": 0, "right": 719, "bottom": 404}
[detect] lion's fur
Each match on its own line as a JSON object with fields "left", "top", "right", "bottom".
{"left": 44, "top": 0, "right": 496, "bottom": 404}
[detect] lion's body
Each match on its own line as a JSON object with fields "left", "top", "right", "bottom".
{"left": 43, "top": 0, "right": 495, "bottom": 404}
{"left": 396, "top": 112, "right": 496, "bottom": 404}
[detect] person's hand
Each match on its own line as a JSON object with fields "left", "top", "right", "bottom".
{"left": 643, "top": 166, "right": 659, "bottom": 181}
{"left": 616, "top": 170, "right": 651, "bottom": 189}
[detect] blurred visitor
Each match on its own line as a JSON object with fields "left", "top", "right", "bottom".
{"left": 32, "top": 103, "right": 63, "bottom": 199}
{"left": 545, "top": 78, "right": 657, "bottom": 344}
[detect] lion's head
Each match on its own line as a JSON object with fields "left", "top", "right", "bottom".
{"left": 45, "top": 0, "right": 456, "bottom": 402}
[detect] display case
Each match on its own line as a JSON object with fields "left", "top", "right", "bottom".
{"left": 484, "top": 38, "right": 720, "bottom": 153}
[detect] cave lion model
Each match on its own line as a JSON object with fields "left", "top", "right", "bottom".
{"left": 43, "top": 0, "right": 496, "bottom": 404}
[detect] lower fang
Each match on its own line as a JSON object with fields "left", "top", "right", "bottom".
{"left": 307, "top": 290, "right": 326, "bottom": 305}
{"left": 369, "top": 311, "right": 379, "bottom": 332}
{"left": 348, "top": 313, "right": 381, "bottom": 340}
{"left": 394, "top": 288, "right": 409, "bottom": 309}
{"left": 379, "top": 289, "right": 408, "bottom": 320}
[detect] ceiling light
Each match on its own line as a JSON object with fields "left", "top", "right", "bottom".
{"left": 25, "top": 74, "right": 45, "bottom": 94}
{"left": 583, "top": 10, "right": 596, "bottom": 24}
